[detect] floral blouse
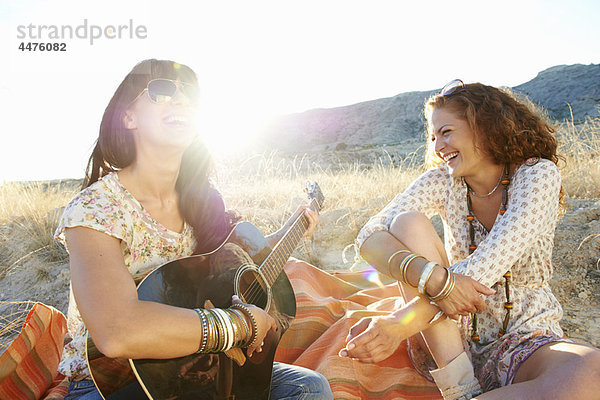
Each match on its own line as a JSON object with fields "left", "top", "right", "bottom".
{"left": 356, "top": 159, "right": 564, "bottom": 351}
{"left": 54, "top": 172, "right": 196, "bottom": 379}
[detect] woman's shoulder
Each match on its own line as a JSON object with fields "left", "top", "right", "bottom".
{"left": 511, "top": 158, "right": 561, "bottom": 193}
{"left": 514, "top": 158, "right": 560, "bottom": 178}
{"left": 55, "top": 173, "right": 129, "bottom": 246}
{"left": 415, "top": 163, "right": 452, "bottom": 182}
{"left": 408, "top": 163, "right": 454, "bottom": 190}
{"left": 64, "top": 173, "right": 121, "bottom": 210}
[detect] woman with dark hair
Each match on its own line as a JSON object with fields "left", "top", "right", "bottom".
{"left": 55, "top": 59, "right": 332, "bottom": 399}
{"left": 341, "top": 81, "right": 600, "bottom": 399}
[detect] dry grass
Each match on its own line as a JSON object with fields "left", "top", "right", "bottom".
{"left": 557, "top": 115, "right": 600, "bottom": 198}
{"left": 0, "top": 181, "right": 79, "bottom": 278}
{"left": 0, "top": 115, "right": 598, "bottom": 277}
{"left": 0, "top": 301, "right": 38, "bottom": 353}
{"left": 216, "top": 151, "right": 422, "bottom": 227}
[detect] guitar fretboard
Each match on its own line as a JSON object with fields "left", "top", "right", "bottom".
{"left": 260, "top": 199, "right": 318, "bottom": 286}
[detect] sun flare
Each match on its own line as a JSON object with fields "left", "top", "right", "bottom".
{"left": 194, "top": 101, "right": 275, "bottom": 157}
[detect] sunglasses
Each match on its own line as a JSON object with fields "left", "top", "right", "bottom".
{"left": 131, "top": 79, "right": 200, "bottom": 105}
{"left": 440, "top": 79, "right": 466, "bottom": 97}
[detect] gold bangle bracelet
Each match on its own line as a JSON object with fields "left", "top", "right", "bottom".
{"left": 399, "top": 254, "right": 426, "bottom": 286}
{"left": 231, "top": 304, "right": 259, "bottom": 348}
{"left": 428, "top": 269, "right": 450, "bottom": 302}
{"left": 398, "top": 254, "right": 416, "bottom": 284}
{"left": 225, "top": 309, "right": 241, "bottom": 347}
{"left": 229, "top": 308, "right": 251, "bottom": 347}
{"left": 215, "top": 308, "right": 235, "bottom": 352}
{"left": 203, "top": 309, "right": 217, "bottom": 352}
{"left": 429, "top": 269, "right": 455, "bottom": 302}
{"left": 387, "top": 250, "right": 410, "bottom": 278}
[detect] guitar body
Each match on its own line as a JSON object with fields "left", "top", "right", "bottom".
{"left": 87, "top": 222, "right": 296, "bottom": 399}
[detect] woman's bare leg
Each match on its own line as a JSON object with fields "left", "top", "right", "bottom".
{"left": 388, "top": 211, "right": 464, "bottom": 368}
{"left": 474, "top": 341, "right": 600, "bottom": 399}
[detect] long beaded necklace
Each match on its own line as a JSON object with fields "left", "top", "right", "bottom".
{"left": 465, "top": 164, "right": 512, "bottom": 345}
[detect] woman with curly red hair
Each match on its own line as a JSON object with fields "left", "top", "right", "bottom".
{"left": 341, "top": 80, "right": 600, "bottom": 399}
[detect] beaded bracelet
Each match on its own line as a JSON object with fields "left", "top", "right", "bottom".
{"left": 387, "top": 250, "right": 410, "bottom": 278}
{"left": 231, "top": 303, "right": 259, "bottom": 348}
{"left": 418, "top": 261, "right": 438, "bottom": 295}
{"left": 193, "top": 308, "right": 209, "bottom": 353}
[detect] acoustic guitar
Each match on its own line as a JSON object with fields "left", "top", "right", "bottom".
{"left": 86, "top": 182, "right": 325, "bottom": 399}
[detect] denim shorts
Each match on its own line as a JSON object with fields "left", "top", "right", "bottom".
{"left": 65, "top": 362, "right": 332, "bottom": 399}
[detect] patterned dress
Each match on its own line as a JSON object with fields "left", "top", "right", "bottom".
{"left": 356, "top": 158, "right": 571, "bottom": 390}
{"left": 54, "top": 172, "right": 196, "bottom": 379}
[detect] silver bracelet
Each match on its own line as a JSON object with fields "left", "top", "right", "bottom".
{"left": 428, "top": 307, "right": 445, "bottom": 325}
{"left": 418, "top": 261, "right": 437, "bottom": 295}
{"left": 213, "top": 308, "right": 234, "bottom": 352}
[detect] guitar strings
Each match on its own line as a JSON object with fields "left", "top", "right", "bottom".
{"left": 240, "top": 211, "right": 311, "bottom": 305}
{"left": 241, "top": 208, "right": 310, "bottom": 304}
{"left": 241, "top": 217, "right": 308, "bottom": 304}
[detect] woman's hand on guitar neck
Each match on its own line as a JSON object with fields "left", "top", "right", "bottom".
{"left": 266, "top": 205, "right": 319, "bottom": 247}
{"left": 294, "top": 205, "right": 319, "bottom": 237}
{"left": 231, "top": 296, "right": 277, "bottom": 357}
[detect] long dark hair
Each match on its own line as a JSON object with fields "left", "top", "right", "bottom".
{"left": 84, "top": 59, "right": 237, "bottom": 253}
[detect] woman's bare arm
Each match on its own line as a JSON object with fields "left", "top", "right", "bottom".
{"left": 67, "top": 226, "right": 203, "bottom": 359}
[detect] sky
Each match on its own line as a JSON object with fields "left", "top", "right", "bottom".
{"left": 1, "top": 0, "right": 599, "bottom": 182}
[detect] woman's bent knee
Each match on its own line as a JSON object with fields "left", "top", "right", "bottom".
{"left": 389, "top": 211, "right": 431, "bottom": 241}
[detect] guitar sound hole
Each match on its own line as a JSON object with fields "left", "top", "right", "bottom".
{"left": 237, "top": 269, "right": 269, "bottom": 309}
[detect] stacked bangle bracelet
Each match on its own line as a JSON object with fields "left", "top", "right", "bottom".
{"left": 428, "top": 268, "right": 456, "bottom": 302}
{"left": 387, "top": 250, "right": 456, "bottom": 302}
{"left": 192, "top": 303, "right": 259, "bottom": 353}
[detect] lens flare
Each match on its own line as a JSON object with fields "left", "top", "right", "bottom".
{"left": 399, "top": 309, "right": 416, "bottom": 325}
{"left": 361, "top": 265, "right": 385, "bottom": 288}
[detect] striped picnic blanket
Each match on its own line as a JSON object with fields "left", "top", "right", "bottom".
{"left": 0, "top": 261, "right": 442, "bottom": 400}
{"left": 0, "top": 302, "right": 68, "bottom": 400}
{"left": 276, "top": 260, "right": 442, "bottom": 399}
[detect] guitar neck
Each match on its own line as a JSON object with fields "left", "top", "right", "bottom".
{"left": 259, "top": 199, "right": 319, "bottom": 287}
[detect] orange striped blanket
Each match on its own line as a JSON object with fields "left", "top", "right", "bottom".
{"left": 276, "top": 260, "right": 442, "bottom": 399}
{"left": 0, "top": 303, "right": 68, "bottom": 400}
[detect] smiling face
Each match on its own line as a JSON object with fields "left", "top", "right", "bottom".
{"left": 430, "top": 107, "right": 494, "bottom": 178}
{"left": 123, "top": 80, "right": 198, "bottom": 152}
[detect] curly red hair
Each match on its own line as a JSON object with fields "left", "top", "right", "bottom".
{"left": 423, "top": 82, "right": 560, "bottom": 168}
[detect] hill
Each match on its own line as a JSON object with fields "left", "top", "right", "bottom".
{"left": 258, "top": 63, "right": 600, "bottom": 152}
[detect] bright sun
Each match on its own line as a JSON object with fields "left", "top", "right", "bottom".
{"left": 193, "top": 98, "right": 278, "bottom": 157}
